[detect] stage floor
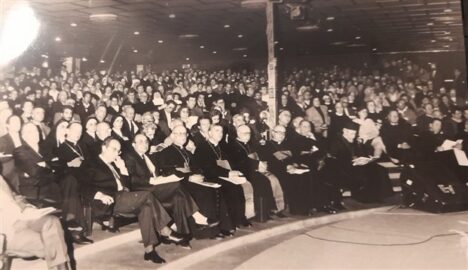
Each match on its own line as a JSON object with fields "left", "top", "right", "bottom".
{"left": 236, "top": 208, "right": 468, "bottom": 269}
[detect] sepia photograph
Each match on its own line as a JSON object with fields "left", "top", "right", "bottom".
{"left": 0, "top": 0, "right": 468, "bottom": 269}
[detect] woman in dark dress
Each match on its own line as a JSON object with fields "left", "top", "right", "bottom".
{"left": 40, "top": 120, "right": 69, "bottom": 169}
{"left": 80, "top": 117, "right": 98, "bottom": 159}
{"left": 110, "top": 115, "right": 131, "bottom": 152}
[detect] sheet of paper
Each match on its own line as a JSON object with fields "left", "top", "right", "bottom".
{"left": 273, "top": 151, "right": 292, "bottom": 161}
{"left": 454, "top": 149, "right": 468, "bottom": 166}
{"left": 441, "top": 140, "right": 457, "bottom": 151}
{"left": 290, "top": 168, "right": 310, "bottom": 175}
{"left": 219, "top": 176, "right": 247, "bottom": 185}
{"left": 192, "top": 182, "right": 221, "bottom": 188}
{"left": 150, "top": 175, "right": 183, "bottom": 185}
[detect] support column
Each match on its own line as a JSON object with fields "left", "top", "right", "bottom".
{"left": 462, "top": 0, "right": 468, "bottom": 88}
{"left": 266, "top": 1, "right": 279, "bottom": 128}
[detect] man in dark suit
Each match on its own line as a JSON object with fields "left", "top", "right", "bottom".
{"left": 83, "top": 137, "right": 183, "bottom": 263}
{"left": 134, "top": 92, "right": 154, "bottom": 115}
{"left": 123, "top": 134, "right": 217, "bottom": 240}
{"left": 194, "top": 124, "right": 249, "bottom": 228}
{"left": 158, "top": 101, "right": 176, "bottom": 137}
{"left": 0, "top": 115, "right": 22, "bottom": 192}
{"left": 224, "top": 124, "right": 279, "bottom": 219}
{"left": 381, "top": 110, "right": 417, "bottom": 163}
{"left": 14, "top": 123, "right": 62, "bottom": 203}
{"left": 325, "top": 121, "right": 394, "bottom": 203}
{"left": 57, "top": 122, "right": 88, "bottom": 179}
{"left": 158, "top": 126, "right": 233, "bottom": 235}
{"left": 122, "top": 105, "right": 139, "bottom": 140}
{"left": 14, "top": 123, "right": 90, "bottom": 243}
{"left": 75, "top": 91, "right": 95, "bottom": 121}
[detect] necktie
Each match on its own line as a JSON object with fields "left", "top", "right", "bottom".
{"left": 36, "top": 124, "right": 44, "bottom": 142}
{"left": 107, "top": 163, "right": 124, "bottom": 191}
{"left": 128, "top": 120, "right": 133, "bottom": 134}
{"left": 142, "top": 154, "right": 156, "bottom": 177}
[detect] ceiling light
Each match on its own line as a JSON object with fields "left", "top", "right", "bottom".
{"left": 237, "top": 34, "right": 243, "bottom": 38}
{"left": 296, "top": 24, "right": 320, "bottom": 31}
{"left": 157, "top": 40, "right": 164, "bottom": 44}
{"left": 224, "top": 24, "right": 230, "bottom": 28}
{"left": 70, "top": 23, "right": 77, "bottom": 27}
{"left": 444, "top": 8, "right": 452, "bottom": 13}
{"left": 41, "top": 54, "right": 48, "bottom": 58}
{"left": 212, "top": 51, "right": 217, "bottom": 54}
{"left": 372, "top": 48, "right": 377, "bottom": 51}
{"left": 100, "top": 59, "right": 105, "bottom": 63}
{"left": 326, "top": 16, "right": 335, "bottom": 21}
{"left": 134, "top": 31, "right": 140, "bottom": 35}
{"left": 279, "top": 47, "right": 284, "bottom": 51}
{"left": 133, "top": 49, "right": 138, "bottom": 53}
{"left": 169, "top": 14, "right": 176, "bottom": 18}
{"left": 355, "top": 36, "right": 361, "bottom": 40}
{"left": 327, "top": 28, "right": 333, "bottom": 32}
{"left": 233, "top": 47, "right": 248, "bottom": 51}
{"left": 431, "top": 39, "right": 436, "bottom": 43}
{"left": 200, "top": 45, "right": 205, "bottom": 49}
{"left": 179, "top": 34, "right": 199, "bottom": 39}
{"left": 186, "top": 57, "right": 190, "bottom": 61}
{"left": 89, "top": 13, "right": 117, "bottom": 22}
{"left": 427, "top": 22, "right": 434, "bottom": 26}
{"left": 331, "top": 41, "right": 347, "bottom": 45}
{"left": 444, "top": 45, "right": 450, "bottom": 48}
{"left": 55, "top": 36, "right": 61, "bottom": 42}
{"left": 243, "top": 54, "right": 247, "bottom": 58}
{"left": 346, "top": 43, "right": 367, "bottom": 47}
{"left": 82, "top": 57, "right": 87, "bottom": 62}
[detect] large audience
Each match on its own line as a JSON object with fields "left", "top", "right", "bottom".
{"left": 0, "top": 57, "right": 467, "bottom": 268}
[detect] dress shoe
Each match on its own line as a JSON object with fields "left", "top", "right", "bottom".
{"left": 79, "top": 234, "right": 94, "bottom": 244}
{"left": 177, "top": 239, "right": 192, "bottom": 249}
{"left": 144, "top": 250, "right": 166, "bottom": 264}
{"left": 195, "top": 218, "right": 220, "bottom": 230}
{"left": 71, "top": 233, "right": 90, "bottom": 245}
{"left": 318, "top": 205, "right": 337, "bottom": 214}
{"left": 98, "top": 221, "right": 119, "bottom": 233}
{"left": 221, "top": 230, "right": 235, "bottom": 237}
{"left": 332, "top": 202, "right": 346, "bottom": 211}
{"left": 161, "top": 231, "right": 185, "bottom": 245}
{"left": 210, "top": 232, "right": 225, "bottom": 240}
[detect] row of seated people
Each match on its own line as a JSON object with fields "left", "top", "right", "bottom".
{"left": 0, "top": 102, "right": 405, "bottom": 266}
{"left": 1, "top": 58, "right": 467, "bottom": 268}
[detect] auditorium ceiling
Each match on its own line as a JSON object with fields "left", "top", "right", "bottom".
{"left": 2, "top": 0, "right": 466, "bottom": 65}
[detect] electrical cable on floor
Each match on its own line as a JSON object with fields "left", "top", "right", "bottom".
{"left": 302, "top": 231, "right": 468, "bottom": 247}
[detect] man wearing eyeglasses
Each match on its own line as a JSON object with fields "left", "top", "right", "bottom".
{"left": 224, "top": 124, "right": 283, "bottom": 219}
{"left": 83, "top": 137, "right": 184, "bottom": 264}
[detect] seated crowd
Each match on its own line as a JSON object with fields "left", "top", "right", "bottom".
{"left": 0, "top": 57, "right": 467, "bottom": 267}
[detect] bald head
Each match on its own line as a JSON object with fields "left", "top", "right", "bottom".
{"left": 236, "top": 125, "right": 251, "bottom": 143}
{"left": 272, "top": 125, "right": 286, "bottom": 143}
{"left": 21, "top": 122, "right": 40, "bottom": 146}
{"left": 171, "top": 125, "right": 188, "bottom": 146}
{"left": 96, "top": 122, "right": 111, "bottom": 140}
{"left": 133, "top": 133, "right": 149, "bottom": 154}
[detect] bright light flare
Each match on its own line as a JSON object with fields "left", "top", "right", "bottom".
{"left": 0, "top": 2, "right": 40, "bottom": 67}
